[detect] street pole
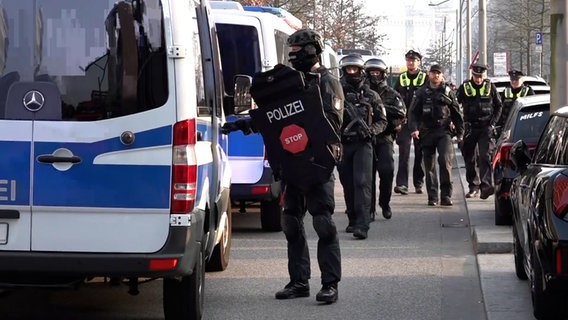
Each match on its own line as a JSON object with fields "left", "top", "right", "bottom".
{"left": 466, "top": 0, "right": 471, "bottom": 78}
{"left": 551, "top": 0, "right": 568, "bottom": 111}
{"left": 456, "top": 7, "right": 461, "bottom": 84}
{"left": 478, "top": 0, "right": 487, "bottom": 67}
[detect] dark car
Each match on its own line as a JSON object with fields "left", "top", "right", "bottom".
{"left": 510, "top": 106, "right": 568, "bottom": 320}
{"left": 492, "top": 94, "right": 550, "bottom": 225}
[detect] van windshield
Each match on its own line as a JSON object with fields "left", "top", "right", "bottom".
{"left": 0, "top": 0, "right": 167, "bottom": 121}
{"left": 216, "top": 23, "right": 261, "bottom": 96}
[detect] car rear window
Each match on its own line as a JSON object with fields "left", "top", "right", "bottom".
{"left": 512, "top": 105, "right": 550, "bottom": 143}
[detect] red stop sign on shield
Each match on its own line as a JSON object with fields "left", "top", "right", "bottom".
{"left": 280, "top": 124, "right": 308, "bottom": 154}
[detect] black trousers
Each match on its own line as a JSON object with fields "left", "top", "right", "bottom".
{"left": 395, "top": 123, "right": 424, "bottom": 188}
{"left": 371, "top": 141, "right": 395, "bottom": 211}
{"left": 281, "top": 176, "right": 341, "bottom": 286}
{"left": 421, "top": 129, "right": 455, "bottom": 201}
{"left": 338, "top": 140, "right": 373, "bottom": 231}
{"left": 461, "top": 125, "right": 494, "bottom": 191}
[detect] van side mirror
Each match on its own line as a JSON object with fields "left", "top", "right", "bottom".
{"left": 233, "top": 75, "right": 253, "bottom": 114}
{"left": 510, "top": 140, "right": 532, "bottom": 172}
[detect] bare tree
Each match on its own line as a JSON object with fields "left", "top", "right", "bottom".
{"left": 236, "top": 0, "right": 387, "bottom": 55}
{"left": 487, "top": 0, "right": 550, "bottom": 78}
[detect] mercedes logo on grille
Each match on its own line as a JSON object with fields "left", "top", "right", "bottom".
{"left": 23, "top": 90, "right": 45, "bottom": 111}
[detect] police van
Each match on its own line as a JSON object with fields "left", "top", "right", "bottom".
{"left": 211, "top": 2, "right": 296, "bottom": 231}
{"left": 0, "top": 1, "right": 231, "bottom": 319}
{"left": 211, "top": 2, "right": 339, "bottom": 231}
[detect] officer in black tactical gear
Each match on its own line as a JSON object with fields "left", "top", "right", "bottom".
{"left": 456, "top": 63, "right": 502, "bottom": 200}
{"left": 408, "top": 64, "right": 464, "bottom": 206}
{"left": 496, "top": 69, "right": 534, "bottom": 136}
{"left": 338, "top": 54, "right": 388, "bottom": 239}
{"left": 365, "top": 58, "right": 406, "bottom": 220}
{"left": 222, "top": 28, "right": 344, "bottom": 304}
{"left": 394, "top": 50, "right": 427, "bottom": 195}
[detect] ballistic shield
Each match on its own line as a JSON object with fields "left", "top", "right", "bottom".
{"left": 249, "top": 64, "right": 339, "bottom": 189}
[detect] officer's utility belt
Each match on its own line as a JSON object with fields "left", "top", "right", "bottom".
{"left": 341, "top": 132, "right": 365, "bottom": 143}
{"left": 465, "top": 121, "right": 490, "bottom": 127}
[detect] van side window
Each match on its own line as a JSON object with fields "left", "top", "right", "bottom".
{"left": 190, "top": 7, "right": 207, "bottom": 116}
{"left": 274, "top": 29, "right": 290, "bottom": 65}
{"left": 216, "top": 24, "right": 261, "bottom": 115}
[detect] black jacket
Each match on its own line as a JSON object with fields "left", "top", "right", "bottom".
{"left": 408, "top": 81, "right": 464, "bottom": 137}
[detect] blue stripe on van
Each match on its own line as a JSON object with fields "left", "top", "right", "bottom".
{"left": 0, "top": 141, "right": 32, "bottom": 205}
{"left": 226, "top": 115, "right": 264, "bottom": 157}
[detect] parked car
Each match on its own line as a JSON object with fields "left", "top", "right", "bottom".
{"left": 510, "top": 106, "right": 568, "bottom": 320}
{"left": 492, "top": 94, "right": 550, "bottom": 225}
{"left": 489, "top": 75, "right": 550, "bottom": 94}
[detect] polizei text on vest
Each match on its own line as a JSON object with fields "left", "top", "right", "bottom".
{"left": 266, "top": 100, "right": 305, "bottom": 123}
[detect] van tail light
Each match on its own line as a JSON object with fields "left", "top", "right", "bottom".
{"left": 171, "top": 119, "right": 197, "bottom": 214}
{"left": 553, "top": 173, "right": 568, "bottom": 218}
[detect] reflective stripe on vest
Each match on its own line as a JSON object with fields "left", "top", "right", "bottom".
{"left": 399, "top": 71, "right": 426, "bottom": 87}
{"left": 504, "top": 86, "right": 529, "bottom": 99}
{"left": 463, "top": 80, "right": 491, "bottom": 97}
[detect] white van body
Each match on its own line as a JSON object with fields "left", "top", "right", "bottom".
{"left": 0, "top": 0, "right": 231, "bottom": 319}
{"left": 212, "top": 6, "right": 296, "bottom": 231}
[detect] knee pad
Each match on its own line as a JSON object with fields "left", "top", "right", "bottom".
{"left": 313, "top": 215, "right": 337, "bottom": 242}
{"left": 282, "top": 214, "right": 301, "bottom": 241}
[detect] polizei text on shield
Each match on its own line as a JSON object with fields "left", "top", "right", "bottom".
{"left": 266, "top": 100, "right": 305, "bottom": 123}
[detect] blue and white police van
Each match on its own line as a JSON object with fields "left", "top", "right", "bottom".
{"left": 212, "top": 2, "right": 339, "bottom": 231}
{"left": 0, "top": 1, "right": 231, "bottom": 319}
{"left": 212, "top": 2, "right": 296, "bottom": 231}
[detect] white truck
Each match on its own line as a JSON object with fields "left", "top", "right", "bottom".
{"left": 0, "top": 0, "right": 231, "bottom": 319}
{"left": 212, "top": 2, "right": 339, "bottom": 231}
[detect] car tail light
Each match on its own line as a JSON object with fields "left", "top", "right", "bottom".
{"left": 149, "top": 258, "right": 178, "bottom": 271}
{"left": 553, "top": 173, "right": 568, "bottom": 218}
{"left": 171, "top": 119, "right": 197, "bottom": 214}
{"left": 252, "top": 186, "right": 270, "bottom": 195}
{"left": 493, "top": 142, "right": 514, "bottom": 169}
{"left": 556, "top": 247, "right": 563, "bottom": 274}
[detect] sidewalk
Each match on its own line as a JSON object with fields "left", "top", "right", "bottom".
{"left": 455, "top": 149, "right": 535, "bottom": 320}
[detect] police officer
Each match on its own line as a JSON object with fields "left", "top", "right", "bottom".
{"left": 365, "top": 58, "right": 406, "bottom": 220}
{"left": 222, "top": 28, "right": 343, "bottom": 304}
{"left": 394, "top": 50, "right": 427, "bottom": 195}
{"left": 338, "top": 54, "right": 387, "bottom": 239}
{"left": 457, "top": 63, "right": 502, "bottom": 200}
{"left": 496, "top": 69, "right": 535, "bottom": 135}
{"left": 408, "top": 64, "right": 464, "bottom": 206}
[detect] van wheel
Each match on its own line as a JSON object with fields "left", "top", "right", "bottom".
{"left": 163, "top": 250, "right": 205, "bottom": 320}
{"left": 206, "top": 205, "right": 232, "bottom": 272}
{"left": 494, "top": 197, "right": 513, "bottom": 226}
{"left": 260, "top": 198, "right": 282, "bottom": 232}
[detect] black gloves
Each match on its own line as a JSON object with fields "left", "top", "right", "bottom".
{"left": 221, "top": 119, "right": 255, "bottom": 135}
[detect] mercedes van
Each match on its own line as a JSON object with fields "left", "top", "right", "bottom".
{"left": 0, "top": 1, "right": 231, "bottom": 319}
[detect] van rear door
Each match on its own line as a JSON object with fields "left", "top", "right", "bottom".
{"left": 0, "top": 1, "right": 173, "bottom": 253}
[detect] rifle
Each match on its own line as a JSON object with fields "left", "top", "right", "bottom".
{"left": 342, "top": 98, "right": 373, "bottom": 141}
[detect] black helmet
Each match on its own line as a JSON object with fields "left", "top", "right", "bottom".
{"left": 339, "top": 54, "right": 365, "bottom": 70}
{"left": 364, "top": 58, "right": 387, "bottom": 72}
{"left": 287, "top": 29, "right": 324, "bottom": 55}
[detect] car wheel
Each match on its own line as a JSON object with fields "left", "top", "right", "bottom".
{"left": 494, "top": 197, "right": 513, "bottom": 226}
{"left": 206, "top": 204, "right": 232, "bottom": 272}
{"left": 530, "top": 245, "right": 565, "bottom": 319}
{"left": 513, "top": 226, "right": 528, "bottom": 280}
{"left": 260, "top": 198, "right": 282, "bottom": 232}
{"left": 163, "top": 250, "right": 205, "bottom": 320}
